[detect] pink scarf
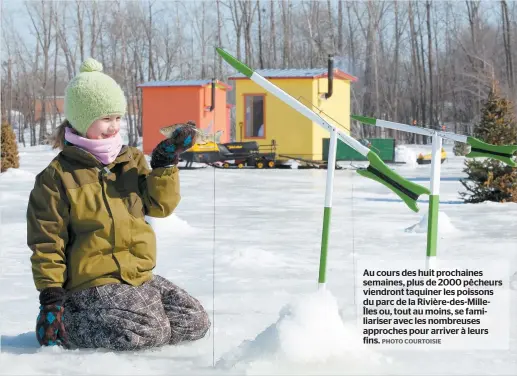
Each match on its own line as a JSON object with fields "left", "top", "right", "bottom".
{"left": 65, "top": 127, "right": 123, "bottom": 165}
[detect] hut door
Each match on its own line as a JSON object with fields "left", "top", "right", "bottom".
{"left": 244, "top": 95, "right": 265, "bottom": 138}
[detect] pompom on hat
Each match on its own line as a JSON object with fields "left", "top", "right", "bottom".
{"left": 64, "top": 58, "right": 127, "bottom": 135}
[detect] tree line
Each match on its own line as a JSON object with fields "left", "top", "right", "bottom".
{"left": 1, "top": 0, "right": 516, "bottom": 146}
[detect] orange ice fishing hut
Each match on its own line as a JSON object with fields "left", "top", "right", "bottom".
{"left": 137, "top": 79, "right": 233, "bottom": 155}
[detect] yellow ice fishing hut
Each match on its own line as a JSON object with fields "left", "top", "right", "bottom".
{"left": 228, "top": 58, "right": 358, "bottom": 160}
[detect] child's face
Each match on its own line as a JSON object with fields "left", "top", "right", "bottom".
{"left": 86, "top": 115, "right": 121, "bottom": 139}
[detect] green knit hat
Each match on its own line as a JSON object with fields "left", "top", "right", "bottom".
{"left": 64, "top": 58, "right": 127, "bottom": 135}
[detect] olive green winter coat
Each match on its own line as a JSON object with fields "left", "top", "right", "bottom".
{"left": 27, "top": 145, "right": 180, "bottom": 293}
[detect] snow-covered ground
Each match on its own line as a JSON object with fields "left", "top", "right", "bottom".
{"left": 1, "top": 141, "right": 516, "bottom": 375}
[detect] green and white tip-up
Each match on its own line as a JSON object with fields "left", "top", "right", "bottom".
{"left": 351, "top": 115, "right": 517, "bottom": 167}
{"left": 216, "top": 47, "right": 430, "bottom": 213}
{"left": 351, "top": 114, "right": 517, "bottom": 263}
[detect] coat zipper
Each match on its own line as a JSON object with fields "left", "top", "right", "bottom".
{"left": 98, "top": 167, "right": 118, "bottom": 258}
{"left": 98, "top": 167, "right": 114, "bottom": 218}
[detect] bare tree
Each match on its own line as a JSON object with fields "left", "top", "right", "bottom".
{"left": 56, "top": 3, "right": 76, "bottom": 80}
{"left": 228, "top": 0, "right": 244, "bottom": 61}
{"left": 146, "top": 0, "right": 156, "bottom": 81}
{"left": 466, "top": 0, "right": 481, "bottom": 116}
{"left": 301, "top": 1, "right": 319, "bottom": 68}
{"left": 216, "top": 0, "right": 223, "bottom": 73}
{"left": 391, "top": 1, "right": 402, "bottom": 126}
{"left": 416, "top": 3, "right": 427, "bottom": 135}
{"left": 52, "top": 12, "right": 59, "bottom": 130}
{"left": 281, "top": 0, "right": 291, "bottom": 68}
{"left": 87, "top": 0, "right": 100, "bottom": 58}
{"left": 501, "top": 0, "right": 515, "bottom": 91}
{"left": 189, "top": 1, "right": 212, "bottom": 78}
{"left": 76, "top": 0, "right": 85, "bottom": 62}
{"left": 270, "top": 0, "right": 277, "bottom": 67}
{"left": 354, "top": 1, "right": 385, "bottom": 137}
{"left": 336, "top": 1, "right": 343, "bottom": 54}
{"left": 0, "top": 21, "right": 13, "bottom": 125}
{"left": 346, "top": 2, "right": 356, "bottom": 71}
{"left": 118, "top": 4, "right": 134, "bottom": 146}
{"left": 27, "top": 0, "right": 55, "bottom": 143}
{"left": 240, "top": 0, "right": 258, "bottom": 66}
{"left": 327, "top": 0, "right": 336, "bottom": 52}
{"left": 257, "top": 0, "right": 264, "bottom": 69}
{"left": 408, "top": 1, "right": 422, "bottom": 142}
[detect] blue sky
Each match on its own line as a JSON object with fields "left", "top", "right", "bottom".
{"left": 2, "top": 0, "right": 35, "bottom": 50}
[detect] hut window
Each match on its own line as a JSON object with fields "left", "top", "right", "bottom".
{"left": 244, "top": 95, "right": 264, "bottom": 137}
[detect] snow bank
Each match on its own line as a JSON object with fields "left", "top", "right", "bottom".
{"left": 405, "top": 211, "right": 456, "bottom": 234}
{"left": 216, "top": 289, "right": 383, "bottom": 373}
{"left": 145, "top": 214, "right": 195, "bottom": 238}
{"left": 395, "top": 145, "right": 417, "bottom": 168}
{"left": 277, "top": 159, "right": 300, "bottom": 169}
{"left": 288, "top": 159, "right": 300, "bottom": 169}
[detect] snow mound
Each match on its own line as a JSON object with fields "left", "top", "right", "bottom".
{"left": 405, "top": 211, "right": 456, "bottom": 234}
{"left": 395, "top": 145, "right": 417, "bottom": 168}
{"left": 145, "top": 214, "right": 196, "bottom": 237}
{"left": 220, "top": 247, "right": 289, "bottom": 269}
{"left": 216, "top": 289, "right": 384, "bottom": 373}
{"left": 278, "top": 159, "right": 300, "bottom": 169}
{"left": 288, "top": 159, "right": 300, "bottom": 169}
{"left": 0, "top": 168, "right": 36, "bottom": 181}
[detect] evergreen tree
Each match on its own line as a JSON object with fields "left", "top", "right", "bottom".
{"left": 460, "top": 86, "right": 517, "bottom": 203}
{"left": 1, "top": 121, "right": 20, "bottom": 173}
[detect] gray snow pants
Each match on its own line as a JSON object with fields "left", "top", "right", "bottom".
{"left": 62, "top": 275, "right": 210, "bottom": 351}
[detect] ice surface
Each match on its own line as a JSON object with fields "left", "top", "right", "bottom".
{"left": 0, "top": 142, "right": 516, "bottom": 375}
{"left": 0, "top": 168, "right": 36, "bottom": 181}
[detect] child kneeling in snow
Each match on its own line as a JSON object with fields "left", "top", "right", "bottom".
{"left": 26, "top": 58, "right": 210, "bottom": 351}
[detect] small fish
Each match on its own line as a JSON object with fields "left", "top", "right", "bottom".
{"left": 159, "top": 121, "right": 223, "bottom": 144}
{"left": 159, "top": 121, "right": 198, "bottom": 139}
